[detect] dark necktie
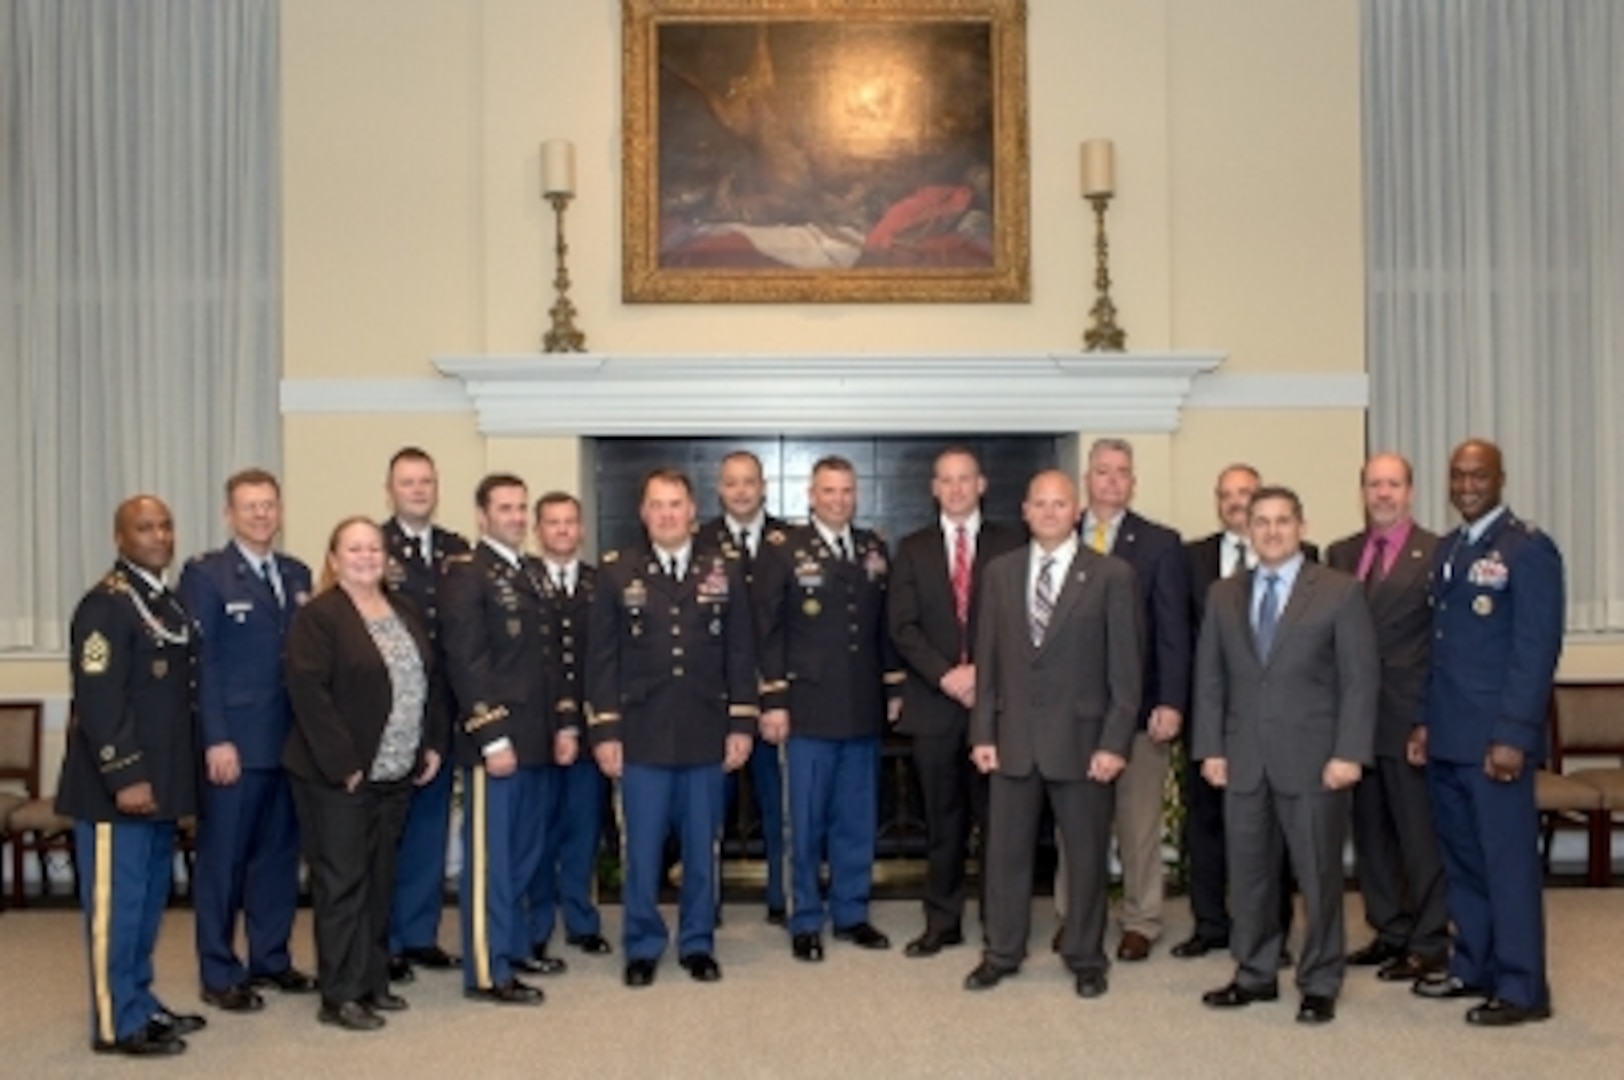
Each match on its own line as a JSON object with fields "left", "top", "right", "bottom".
{"left": 1366, "top": 536, "right": 1389, "bottom": 593}
{"left": 260, "top": 558, "right": 284, "bottom": 607}
{"left": 1255, "top": 572, "right": 1280, "bottom": 660}
{"left": 1230, "top": 539, "right": 1249, "bottom": 578}
{"left": 835, "top": 534, "right": 852, "bottom": 562}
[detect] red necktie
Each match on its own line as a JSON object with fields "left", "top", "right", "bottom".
{"left": 951, "top": 524, "right": 971, "bottom": 659}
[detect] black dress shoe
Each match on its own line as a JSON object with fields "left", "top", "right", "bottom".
{"left": 1412, "top": 973, "right": 1489, "bottom": 1000}
{"left": 963, "top": 960, "right": 1017, "bottom": 991}
{"left": 792, "top": 934, "right": 824, "bottom": 962}
{"left": 1347, "top": 939, "right": 1405, "bottom": 966}
{"left": 94, "top": 1030, "right": 187, "bottom": 1056}
{"left": 1297, "top": 994, "right": 1336, "bottom": 1024}
{"left": 251, "top": 968, "right": 318, "bottom": 994}
{"left": 679, "top": 953, "right": 723, "bottom": 982}
{"left": 361, "top": 991, "right": 409, "bottom": 1012}
{"left": 524, "top": 945, "right": 569, "bottom": 975}
{"left": 833, "top": 922, "right": 891, "bottom": 950}
{"left": 566, "top": 933, "right": 613, "bottom": 955}
{"left": 1377, "top": 953, "right": 1445, "bottom": 983}
{"left": 200, "top": 983, "right": 264, "bottom": 1012}
{"left": 766, "top": 908, "right": 786, "bottom": 927}
{"left": 463, "top": 978, "right": 544, "bottom": 1005}
{"left": 388, "top": 956, "right": 416, "bottom": 983}
{"left": 150, "top": 1008, "right": 207, "bottom": 1038}
{"left": 1202, "top": 981, "right": 1280, "bottom": 1008}
{"left": 401, "top": 945, "right": 459, "bottom": 969}
{"left": 624, "top": 959, "right": 658, "bottom": 988}
{"left": 1465, "top": 998, "right": 1552, "bottom": 1027}
{"left": 318, "top": 1001, "right": 385, "bottom": 1031}
{"left": 903, "top": 928, "right": 965, "bottom": 958}
{"left": 1075, "top": 971, "right": 1109, "bottom": 998}
{"left": 1171, "top": 935, "right": 1227, "bottom": 959}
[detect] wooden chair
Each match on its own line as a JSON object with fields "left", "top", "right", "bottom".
{"left": 0, "top": 700, "right": 77, "bottom": 908}
{"left": 1545, "top": 683, "right": 1624, "bottom": 886}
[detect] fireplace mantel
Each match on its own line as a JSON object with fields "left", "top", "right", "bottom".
{"left": 428, "top": 352, "right": 1226, "bottom": 436}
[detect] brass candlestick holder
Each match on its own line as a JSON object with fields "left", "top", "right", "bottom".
{"left": 1082, "top": 193, "right": 1127, "bottom": 352}
{"left": 543, "top": 192, "right": 586, "bottom": 353}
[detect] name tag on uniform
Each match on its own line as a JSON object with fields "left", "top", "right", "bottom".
{"left": 795, "top": 561, "right": 823, "bottom": 589}
{"left": 225, "top": 600, "right": 253, "bottom": 623}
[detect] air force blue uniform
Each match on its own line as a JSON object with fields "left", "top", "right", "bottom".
{"left": 380, "top": 518, "right": 470, "bottom": 959}
{"left": 57, "top": 563, "right": 200, "bottom": 1048}
{"left": 586, "top": 545, "right": 759, "bottom": 963}
{"left": 438, "top": 542, "right": 560, "bottom": 991}
{"left": 527, "top": 560, "right": 606, "bottom": 949}
{"left": 753, "top": 524, "right": 904, "bottom": 937}
{"left": 1421, "top": 508, "right": 1564, "bottom": 1009}
{"left": 179, "top": 544, "right": 310, "bottom": 994}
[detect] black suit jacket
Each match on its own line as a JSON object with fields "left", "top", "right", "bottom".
{"left": 888, "top": 519, "right": 1025, "bottom": 739}
{"left": 1096, "top": 511, "right": 1192, "bottom": 728}
{"left": 1326, "top": 525, "right": 1438, "bottom": 758}
{"left": 283, "top": 586, "right": 446, "bottom": 787}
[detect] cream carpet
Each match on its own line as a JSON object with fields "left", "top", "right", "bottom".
{"left": 3, "top": 892, "right": 1621, "bottom": 1079}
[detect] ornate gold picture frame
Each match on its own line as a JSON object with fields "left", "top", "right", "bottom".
{"left": 622, "top": 0, "right": 1030, "bottom": 303}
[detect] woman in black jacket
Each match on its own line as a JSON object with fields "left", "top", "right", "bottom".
{"left": 285, "top": 516, "right": 445, "bottom": 1031}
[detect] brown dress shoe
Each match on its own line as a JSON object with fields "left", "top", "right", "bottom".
{"left": 1116, "top": 931, "right": 1152, "bottom": 962}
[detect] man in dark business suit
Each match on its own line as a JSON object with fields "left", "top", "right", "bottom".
{"left": 180, "top": 468, "right": 316, "bottom": 1012}
{"left": 1410, "top": 440, "right": 1563, "bottom": 1027}
{"left": 1177, "top": 464, "right": 1311, "bottom": 960}
{"left": 1193, "top": 486, "right": 1378, "bottom": 1024}
{"left": 699, "top": 449, "right": 790, "bottom": 925}
{"left": 1326, "top": 453, "right": 1448, "bottom": 983}
{"left": 440, "top": 473, "right": 566, "bottom": 1005}
{"left": 1074, "top": 438, "right": 1190, "bottom": 963}
{"left": 380, "top": 446, "right": 471, "bottom": 983}
{"left": 525, "top": 491, "right": 612, "bottom": 959}
{"left": 888, "top": 447, "right": 1024, "bottom": 957}
{"left": 963, "top": 470, "right": 1142, "bottom": 999}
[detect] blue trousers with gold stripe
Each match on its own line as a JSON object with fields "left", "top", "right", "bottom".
{"left": 74, "top": 820, "right": 175, "bottom": 1045}
{"left": 526, "top": 755, "right": 605, "bottom": 945}
{"left": 620, "top": 762, "right": 723, "bottom": 962}
{"left": 785, "top": 734, "right": 880, "bottom": 936}
{"left": 459, "top": 764, "right": 553, "bottom": 990}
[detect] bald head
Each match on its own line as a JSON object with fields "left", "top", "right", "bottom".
{"left": 1448, "top": 439, "right": 1505, "bottom": 523}
{"left": 115, "top": 495, "right": 176, "bottom": 574}
{"left": 1023, "top": 470, "right": 1080, "bottom": 549}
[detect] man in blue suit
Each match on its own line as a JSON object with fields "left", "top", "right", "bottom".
{"left": 179, "top": 468, "right": 316, "bottom": 1012}
{"left": 1410, "top": 439, "right": 1564, "bottom": 1026}
{"left": 1074, "top": 438, "right": 1191, "bottom": 962}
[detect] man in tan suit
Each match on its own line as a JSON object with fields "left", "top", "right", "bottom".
{"left": 963, "top": 471, "right": 1142, "bottom": 999}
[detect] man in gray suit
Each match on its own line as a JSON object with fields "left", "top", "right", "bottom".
{"left": 963, "top": 470, "right": 1142, "bottom": 999}
{"left": 1193, "top": 486, "right": 1378, "bottom": 1024}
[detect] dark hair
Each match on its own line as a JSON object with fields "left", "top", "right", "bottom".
{"left": 641, "top": 468, "right": 694, "bottom": 501}
{"left": 388, "top": 446, "right": 436, "bottom": 474}
{"left": 225, "top": 468, "right": 280, "bottom": 501}
{"left": 475, "top": 472, "right": 527, "bottom": 510}
{"left": 811, "top": 455, "right": 856, "bottom": 479}
{"left": 534, "top": 491, "right": 582, "bottom": 519}
{"left": 1248, "top": 485, "right": 1304, "bottom": 520}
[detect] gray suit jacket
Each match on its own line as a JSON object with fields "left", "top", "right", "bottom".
{"left": 970, "top": 545, "right": 1143, "bottom": 782}
{"left": 1191, "top": 560, "right": 1379, "bottom": 795}
{"left": 1326, "top": 526, "right": 1438, "bottom": 758}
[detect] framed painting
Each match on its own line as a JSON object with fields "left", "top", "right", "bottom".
{"left": 622, "top": 0, "right": 1030, "bottom": 303}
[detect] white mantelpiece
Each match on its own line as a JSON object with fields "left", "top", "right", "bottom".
{"left": 428, "top": 352, "right": 1225, "bottom": 435}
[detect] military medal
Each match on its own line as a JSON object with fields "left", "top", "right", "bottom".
{"left": 152, "top": 658, "right": 168, "bottom": 679}
{"left": 624, "top": 580, "right": 648, "bottom": 609}
{"left": 803, "top": 598, "right": 822, "bottom": 617}
{"left": 1473, "top": 595, "right": 1493, "bottom": 616}
{"left": 506, "top": 618, "right": 522, "bottom": 637}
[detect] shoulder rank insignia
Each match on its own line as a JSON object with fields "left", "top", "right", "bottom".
{"left": 602, "top": 550, "right": 620, "bottom": 563}
{"left": 81, "top": 631, "right": 111, "bottom": 676}
{"left": 766, "top": 529, "right": 787, "bottom": 546}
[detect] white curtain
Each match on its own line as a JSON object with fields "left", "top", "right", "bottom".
{"left": 1364, "top": 0, "right": 1624, "bottom": 631}
{"left": 0, "top": 0, "right": 280, "bottom": 650}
